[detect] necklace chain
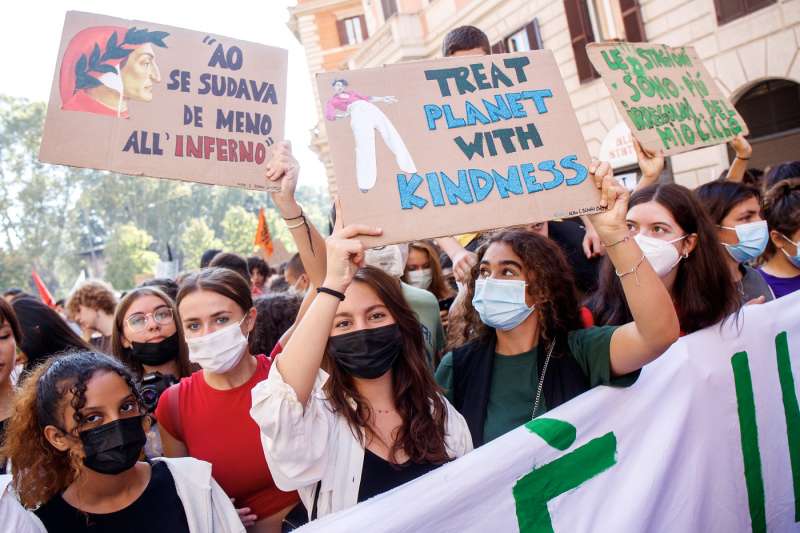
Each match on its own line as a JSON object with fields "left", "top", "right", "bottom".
{"left": 531, "top": 340, "right": 556, "bottom": 420}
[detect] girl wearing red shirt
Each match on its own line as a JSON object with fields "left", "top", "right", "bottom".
{"left": 155, "top": 268, "right": 297, "bottom": 533}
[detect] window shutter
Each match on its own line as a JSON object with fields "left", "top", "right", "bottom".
{"left": 563, "top": 0, "right": 597, "bottom": 83}
{"left": 336, "top": 18, "right": 348, "bottom": 46}
{"left": 714, "top": 0, "right": 774, "bottom": 24}
{"left": 359, "top": 15, "right": 369, "bottom": 39}
{"left": 524, "top": 19, "right": 543, "bottom": 50}
{"left": 619, "top": 0, "right": 646, "bottom": 42}
{"left": 491, "top": 41, "right": 506, "bottom": 54}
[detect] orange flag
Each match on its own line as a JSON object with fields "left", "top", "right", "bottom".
{"left": 254, "top": 208, "right": 274, "bottom": 258}
{"left": 32, "top": 270, "right": 55, "bottom": 308}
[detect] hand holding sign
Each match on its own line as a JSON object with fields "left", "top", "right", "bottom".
{"left": 265, "top": 141, "right": 301, "bottom": 217}
{"left": 587, "top": 160, "right": 630, "bottom": 240}
{"left": 323, "top": 205, "right": 383, "bottom": 293}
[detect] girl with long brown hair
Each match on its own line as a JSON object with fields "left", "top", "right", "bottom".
{"left": 588, "top": 183, "right": 741, "bottom": 333}
{"left": 111, "top": 286, "right": 194, "bottom": 458}
{"left": 436, "top": 162, "right": 680, "bottom": 447}
{"left": 0, "top": 350, "right": 243, "bottom": 532}
{"left": 250, "top": 225, "right": 472, "bottom": 519}
{"left": 0, "top": 298, "right": 22, "bottom": 474}
{"left": 403, "top": 241, "right": 454, "bottom": 301}
{"left": 154, "top": 268, "right": 298, "bottom": 533}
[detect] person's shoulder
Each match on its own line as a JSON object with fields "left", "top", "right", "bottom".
{"left": 400, "top": 281, "right": 438, "bottom": 307}
{"left": 437, "top": 351, "right": 454, "bottom": 370}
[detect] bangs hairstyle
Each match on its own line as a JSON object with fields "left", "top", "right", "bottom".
{"left": 460, "top": 229, "right": 582, "bottom": 355}
{"left": 111, "top": 287, "right": 193, "bottom": 379}
{"left": 1, "top": 351, "right": 144, "bottom": 509}
{"left": 322, "top": 266, "right": 450, "bottom": 465}
{"left": 762, "top": 178, "right": 800, "bottom": 258}
{"left": 587, "top": 183, "right": 740, "bottom": 333}
{"left": 177, "top": 267, "right": 253, "bottom": 314}
{"left": 0, "top": 297, "right": 22, "bottom": 342}
{"left": 694, "top": 180, "right": 761, "bottom": 225}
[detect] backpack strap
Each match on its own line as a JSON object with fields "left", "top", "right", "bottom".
{"left": 310, "top": 480, "right": 322, "bottom": 521}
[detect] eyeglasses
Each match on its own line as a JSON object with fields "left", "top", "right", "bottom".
{"left": 126, "top": 307, "right": 174, "bottom": 332}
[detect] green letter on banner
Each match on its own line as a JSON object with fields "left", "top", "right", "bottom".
{"left": 775, "top": 331, "right": 800, "bottom": 522}
{"left": 732, "top": 351, "right": 766, "bottom": 533}
{"left": 513, "top": 418, "right": 617, "bottom": 533}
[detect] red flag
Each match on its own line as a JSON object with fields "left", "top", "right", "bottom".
{"left": 32, "top": 270, "right": 55, "bottom": 308}
{"left": 254, "top": 208, "right": 274, "bottom": 258}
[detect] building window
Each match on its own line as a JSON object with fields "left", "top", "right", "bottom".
{"left": 735, "top": 79, "right": 800, "bottom": 139}
{"left": 337, "top": 16, "right": 368, "bottom": 46}
{"left": 491, "top": 20, "right": 543, "bottom": 54}
{"left": 714, "top": 0, "right": 776, "bottom": 26}
{"left": 381, "top": 0, "right": 398, "bottom": 21}
{"left": 564, "top": 0, "right": 646, "bottom": 84}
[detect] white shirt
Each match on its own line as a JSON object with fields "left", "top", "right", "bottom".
{"left": 250, "top": 364, "right": 473, "bottom": 518}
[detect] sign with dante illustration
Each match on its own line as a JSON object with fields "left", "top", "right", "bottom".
{"left": 317, "top": 50, "right": 603, "bottom": 247}
{"left": 587, "top": 42, "right": 748, "bottom": 156}
{"left": 39, "top": 11, "right": 287, "bottom": 191}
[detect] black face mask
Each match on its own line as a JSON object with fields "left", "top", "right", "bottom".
{"left": 327, "top": 324, "right": 403, "bottom": 379}
{"left": 124, "top": 333, "right": 180, "bottom": 366}
{"left": 79, "top": 415, "right": 147, "bottom": 475}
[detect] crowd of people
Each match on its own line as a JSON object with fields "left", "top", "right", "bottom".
{"left": 0, "top": 25, "right": 798, "bottom": 533}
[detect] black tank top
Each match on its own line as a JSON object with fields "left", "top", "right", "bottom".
{"left": 357, "top": 448, "right": 441, "bottom": 503}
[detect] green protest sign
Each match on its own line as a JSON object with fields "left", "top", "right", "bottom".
{"left": 587, "top": 42, "right": 748, "bottom": 156}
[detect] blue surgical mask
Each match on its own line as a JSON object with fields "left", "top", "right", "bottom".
{"left": 719, "top": 220, "right": 769, "bottom": 263}
{"left": 781, "top": 233, "right": 800, "bottom": 268}
{"left": 472, "top": 278, "right": 534, "bottom": 331}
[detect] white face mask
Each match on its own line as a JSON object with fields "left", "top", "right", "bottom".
{"left": 406, "top": 268, "right": 433, "bottom": 290}
{"left": 364, "top": 245, "right": 408, "bottom": 278}
{"left": 634, "top": 233, "right": 687, "bottom": 277}
{"left": 10, "top": 363, "right": 24, "bottom": 387}
{"left": 186, "top": 318, "right": 249, "bottom": 374}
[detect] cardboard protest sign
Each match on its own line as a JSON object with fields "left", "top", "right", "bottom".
{"left": 587, "top": 42, "right": 748, "bottom": 156}
{"left": 317, "top": 51, "right": 602, "bottom": 246}
{"left": 39, "top": 11, "right": 287, "bottom": 191}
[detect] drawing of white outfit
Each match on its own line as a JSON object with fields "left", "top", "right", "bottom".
{"left": 325, "top": 91, "right": 417, "bottom": 192}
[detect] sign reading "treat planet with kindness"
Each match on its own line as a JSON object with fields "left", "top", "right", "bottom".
{"left": 319, "top": 51, "right": 602, "bottom": 247}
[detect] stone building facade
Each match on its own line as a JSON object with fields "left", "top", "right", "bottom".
{"left": 289, "top": 0, "right": 800, "bottom": 192}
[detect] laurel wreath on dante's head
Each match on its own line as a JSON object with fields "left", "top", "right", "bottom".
{"left": 74, "top": 27, "right": 169, "bottom": 92}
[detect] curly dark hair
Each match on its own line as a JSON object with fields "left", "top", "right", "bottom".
{"left": 1, "top": 351, "right": 144, "bottom": 509}
{"left": 322, "top": 266, "right": 450, "bottom": 465}
{"left": 459, "top": 230, "right": 582, "bottom": 358}
{"left": 249, "top": 292, "right": 302, "bottom": 355}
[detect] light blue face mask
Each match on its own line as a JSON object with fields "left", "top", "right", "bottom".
{"left": 781, "top": 233, "right": 800, "bottom": 269}
{"left": 472, "top": 278, "right": 535, "bottom": 331}
{"left": 719, "top": 220, "right": 769, "bottom": 263}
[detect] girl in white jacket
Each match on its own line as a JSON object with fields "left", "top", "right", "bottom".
{"left": 250, "top": 224, "right": 472, "bottom": 520}
{"left": 0, "top": 350, "right": 243, "bottom": 533}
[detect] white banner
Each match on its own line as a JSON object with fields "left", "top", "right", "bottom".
{"left": 298, "top": 291, "right": 800, "bottom": 532}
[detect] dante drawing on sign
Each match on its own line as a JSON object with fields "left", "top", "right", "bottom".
{"left": 324, "top": 79, "right": 417, "bottom": 192}
{"left": 59, "top": 26, "right": 169, "bottom": 118}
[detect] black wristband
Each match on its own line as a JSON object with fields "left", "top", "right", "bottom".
{"left": 317, "top": 287, "right": 345, "bottom": 301}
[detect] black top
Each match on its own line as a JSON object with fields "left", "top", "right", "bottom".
{"left": 357, "top": 448, "right": 440, "bottom": 503}
{"left": 35, "top": 461, "right": 190, "bottom": 533}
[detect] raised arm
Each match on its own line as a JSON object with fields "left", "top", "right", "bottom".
{"left": 725, "top": 134, "right": 752, "bottom": 183}
{"left": 436, "top": 236, "right": 477, "bottom": 284}
{"left": 276, "top": 224, "right": 381, "bottom": 405}
{"left": 265, "top": 141, "right": 327, "bottom": 288}
{"left": 587, "top": 161, "right": 680, "bottom": 376}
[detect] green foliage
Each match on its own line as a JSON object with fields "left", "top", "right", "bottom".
{"left": 181, "top": 219, "right": 222, "bottom": 270}
{"left": 104, "top": 224, "right": 159, "bottom": 290}
{"left": 0, "top": 94, "right": 331, "bottom": 296}
{"left": 221, "top": 206, "right": 259, "bottom": 257}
